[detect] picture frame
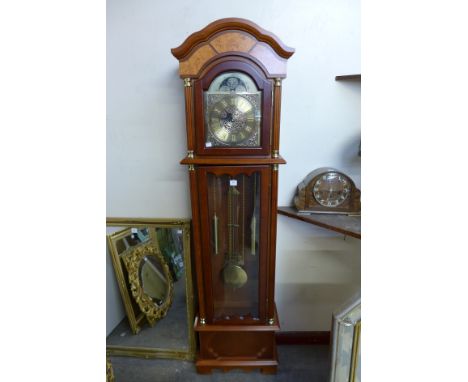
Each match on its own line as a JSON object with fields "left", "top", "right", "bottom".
{"left": 330, "top": 293, "right": 361, "bottom": 382}
{"left": 106, "top": 218, "right": 195, "bottom": 361}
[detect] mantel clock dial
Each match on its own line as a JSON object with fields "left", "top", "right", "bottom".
{"left": 313, "top": 171, "right": 351, "bottom": 207}
{"left": 172, "top": 18, "right": 294, "bottom": 374}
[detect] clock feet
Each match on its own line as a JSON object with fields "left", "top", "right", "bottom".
{"left": 195, "top": 366, "right": 212, "bottom": 374}
{"left": 195, "top": 361, "right": 278, "bottom": 374}
{"left": 261, "top": 366, "right": 277, "bottom": 374}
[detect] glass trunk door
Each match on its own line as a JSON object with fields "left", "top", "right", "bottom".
{"left": 198, "top": 166, "right": 271, "bottom": 324}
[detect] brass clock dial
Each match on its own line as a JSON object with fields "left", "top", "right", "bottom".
{"left": 312, "top": 172, "right": 351, "bottom": 207}
{"left": 208, "top": 95, "right": 256, "bottom": 145}
{"left": 204, "top": 71, "right": 261, "bottom": 148}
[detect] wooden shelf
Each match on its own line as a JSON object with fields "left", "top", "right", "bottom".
{"left": 335, "top": 74, "right": 361, "bottom": 81}
{"left": 277, "top": 206, "right": 361, "bottom": 239}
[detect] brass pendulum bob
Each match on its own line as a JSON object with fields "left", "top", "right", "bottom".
{"left": 222, "top": 263, "right": 248, "bottom": 289}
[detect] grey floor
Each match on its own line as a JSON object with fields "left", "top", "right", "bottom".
{"left": 107, "top": 276, "right": 189, "bottom": 350}
{"left": 110, "top": 344, "right": 330, "bottom": 382}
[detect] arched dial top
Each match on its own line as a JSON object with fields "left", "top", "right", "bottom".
{"left": 205, "top": 71, "right": 261, "bottom": 148}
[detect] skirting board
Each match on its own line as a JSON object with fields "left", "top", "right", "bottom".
{"left": 276, "top": 331, "right": 331, "bottom": 345}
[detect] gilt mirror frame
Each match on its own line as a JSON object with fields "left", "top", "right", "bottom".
{"left": 330, "top": 293, "right": 361, "bottom": 382}
{"left": 121, "top": 242, "right": 174, "bottom": 326}
{"left": 106, "top": 218, "right": 195, "bottom": 361}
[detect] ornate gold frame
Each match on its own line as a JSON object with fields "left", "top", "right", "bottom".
{"left": 349, "top": 320, "right": 361, "bottom": 382}
{"left": 107, "top": 227, "right": 145, "bottom": 334}
{"left": 106, "top": 218, "right": 195, "bottom": 361}
{"left": 121, "top": 243, "right": 174, "bottom": 326}
{"left": 106, "top": 356, "right": 115, "bottom": 382}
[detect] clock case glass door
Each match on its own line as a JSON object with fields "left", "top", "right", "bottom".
{"left": 197, "top": 165, "right": 271, "bottom": 324}
{"left": 194, "top": 61, "right": 272, "bottom": 156}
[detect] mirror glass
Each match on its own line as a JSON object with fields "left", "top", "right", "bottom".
{"left": 140, "top": 255, "right": 169, "bottom": 305}
{"left": 106, "top": 222, "right": 194, "bottom": 359}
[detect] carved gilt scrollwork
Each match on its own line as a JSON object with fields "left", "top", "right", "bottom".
{"left": 106, "top": 357, "right": 115, "bottom": 382}
{"left": 122, "top": 243, "right": 174, "bottom": 326}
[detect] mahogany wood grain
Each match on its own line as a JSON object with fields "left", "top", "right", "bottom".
{"left": 194, "top": 308, "right": 280, "bottom": 373}
{"left": 188, "top": 170, "right": 206, "bottom": 319}
{"left": 194, "top": 315, "right": 280, "bottom": 331}
{"left": 183, "top": 81, "right": 195, "bottom": 150}
{"left": 272, "top": 82, "right": 282, "bottom": 153}
{"left": 196, "top": 51, "right": 287, "bottom": 80}
{"left": 196, "top": 359, "right": 278, "bottom": 374}
{"left": 180, "top": 156, "right": 286, "bottom": 165}
{"left": 171, "top": 19, "right": 294, "bottom": 78}
{"left": 171, "top": 18, "right": 295, "bottom": 60}
{"left": 267, "top": 168, "right": 279, "bottom": 320}
{"left": 276, "top": 331, "right": 331, "bottom": 345}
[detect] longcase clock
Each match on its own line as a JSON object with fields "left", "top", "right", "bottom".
{"left": 171, "top": 18, "right": 294, "bottom": 374}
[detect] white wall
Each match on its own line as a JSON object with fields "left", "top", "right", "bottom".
{"left": 107, "top": 0, "right": 360, "bottom": 331}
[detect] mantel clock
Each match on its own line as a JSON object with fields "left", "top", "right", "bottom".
{"left": 294, "top": 168, "right": 361, "bottom": 214}
{"left": 172, "top": 18, "right": 294, "bottom": 374}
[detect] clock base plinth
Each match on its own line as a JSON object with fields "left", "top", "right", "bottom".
{"left": 194, "top": 309, "right": 280, "bottom": 374}
{"left": 196, "top": 359, "right": 278, "bottom": 375}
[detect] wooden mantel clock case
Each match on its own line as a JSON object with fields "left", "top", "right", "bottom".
{"left": 171, "top": 18, "right": 294, "bottom": 374}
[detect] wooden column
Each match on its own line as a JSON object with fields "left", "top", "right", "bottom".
{"left": 183, "top": 78, "right": 195, "bottom": 154}
{"left": 267, "top": 165, "right": 279, "bottom": 321}
{"left": 267, "top": 78, "right": 283, "bottom": 321}
{"left": 272, "top": 78, "right": 282, "bottom": 157}
{"left": 187, "top": 165, "right": 206, "bottom": 322}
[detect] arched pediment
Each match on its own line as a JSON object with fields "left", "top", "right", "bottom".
{"left": 171, "top": 18, "right": 295, "bottom": 78}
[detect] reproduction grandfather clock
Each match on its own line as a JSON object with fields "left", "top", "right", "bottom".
{"left": 171, "top": 18, "right": 294, "bottom": 374}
